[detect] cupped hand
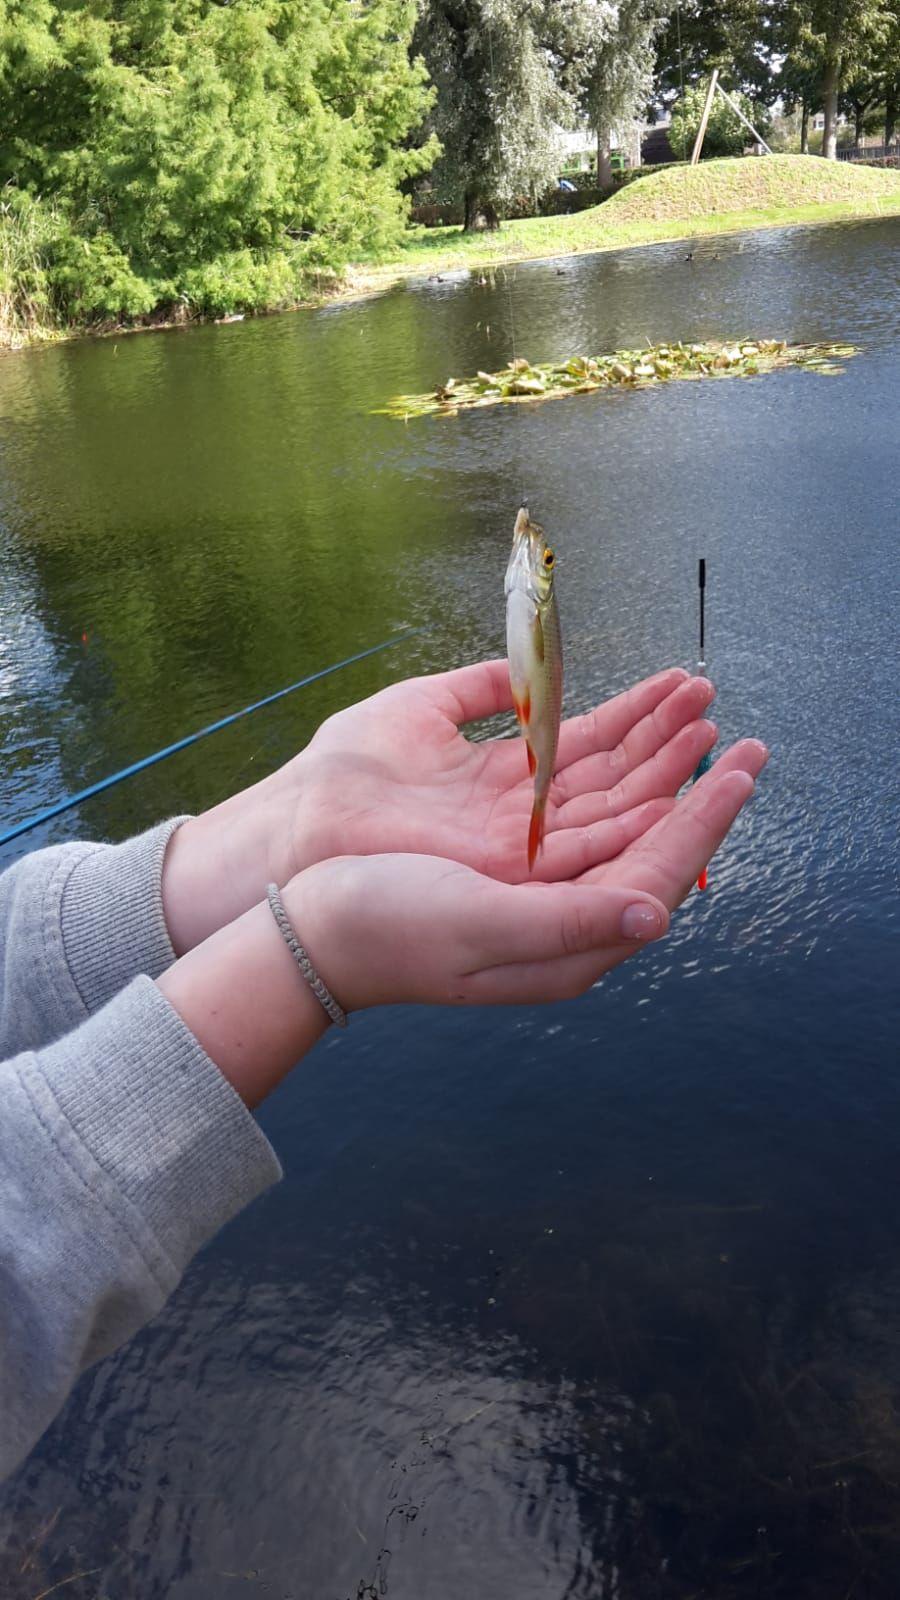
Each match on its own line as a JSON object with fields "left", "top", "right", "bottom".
{"left": 164, "top": 660, "right": 719, "bottom": 955}
{"left": 284, "top": 660, "right": 717, "bottom": 884}
{"left": 285, "top": 736, "right": 768, "bottom": 1011}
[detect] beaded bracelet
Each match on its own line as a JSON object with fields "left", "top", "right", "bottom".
{"left": 266, "top": 883, "right": 348, "bottom": 1029}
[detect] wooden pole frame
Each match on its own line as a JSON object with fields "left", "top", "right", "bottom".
{"left": 715, "top": 80, "right": 774, "bottom": 154}
{"left": 689, "top": 70, "right": 774, "bottom": 164}
{"left": 691, "top": 69, "right": 719, "bottom": 164}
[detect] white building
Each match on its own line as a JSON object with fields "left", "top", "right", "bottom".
{"left": 556, "top": 120, "right": 645, "bottom": 170}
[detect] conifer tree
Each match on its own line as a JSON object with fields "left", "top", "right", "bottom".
{"left": 0, "top": 0, "right": 437, "bottom": 317}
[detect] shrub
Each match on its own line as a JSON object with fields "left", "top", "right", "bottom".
{"left": 180, "top": 249, "right": 298, "bottom": 316}
{"left": 46, "top": 230, "right": 159, "bottom": 322}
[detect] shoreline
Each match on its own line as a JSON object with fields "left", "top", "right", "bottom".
{"left": 343, "top": 192, "right": 900, "bottom": 298}
{"left": 4, "top": 191, "right": 899, "bottom": 355}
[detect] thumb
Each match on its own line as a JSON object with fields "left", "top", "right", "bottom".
{"left": 428, "top": 658, "right": 513, "bottom": 724}
{"left": 475, "top": 881, "right": 669, "bottom": 967}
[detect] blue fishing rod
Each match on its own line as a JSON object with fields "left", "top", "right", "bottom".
{"left": 0, "top": 630, "right": 418, "bottom": 849}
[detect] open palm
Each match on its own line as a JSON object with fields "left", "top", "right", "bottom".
{"left": 286, "top": 659, "right": 720, "bottom": 883}
{"left": 287, "top": 735, "right": 768, "bottom": 1012}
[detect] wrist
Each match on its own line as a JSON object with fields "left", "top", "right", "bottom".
{"left": 162, "top": 751, "right": 319, "bottom": 956}
{"left": 280, "top": 861, "right": 366, "bottom": 1014}
{"left": 279, "top": 855, "right": 450, "bottom": 1014}
{"left": 157, "top": 890, "right": 331, "bottom": 1109}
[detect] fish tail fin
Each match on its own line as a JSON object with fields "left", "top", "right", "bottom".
{"left": 527, "top": 798, "right": 547, "bottom": 872}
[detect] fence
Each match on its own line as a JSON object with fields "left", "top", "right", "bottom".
{"left": 836, "top": 143, "right": 899, "bottom": 165}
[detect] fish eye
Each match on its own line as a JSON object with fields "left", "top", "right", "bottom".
{"left": 543, "top": 548, "right": 554, "bottom": 569}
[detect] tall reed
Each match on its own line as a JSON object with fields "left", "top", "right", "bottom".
{"left": 0, "top": 193, "right": 58, "bottom": 347}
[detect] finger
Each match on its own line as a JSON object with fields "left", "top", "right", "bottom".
{"left": 553, "top": 677, "right": 714, "bottom": 803}
{"left": 554, "top": 718, "right": 717, "bottom": 826}
{"left": 426, "top": 659, "right": 513, "bottom": 725}
{"left": 468, "top": 878, "right": 669, "bottom": 966}
{"left": 527, "top": 796, "right": 675, "bottom": 882}
{"left": 466, "top": 743, "right": 768, "bottom": 1000}
{"left": 697, "top": 737, "right": 769, "bottom": 783}
{"left": 589, "top": 739, "right": 769, "bottom": 868}
{"left": 556, "top": 667, "right": 689, "bottom": 768}
{"left": 618, "top": 738, "right": 769, "bottom": 853}
{"left": 584, "top": 766, "right": 762, "bottom": 909}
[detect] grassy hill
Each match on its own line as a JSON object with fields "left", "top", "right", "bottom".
{"left": 350, "top": 155, "right": 900, "bottom": 294}
{"left": 603, "top": 154, "right": 900, "bottom": 222}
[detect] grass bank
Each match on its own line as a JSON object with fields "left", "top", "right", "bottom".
{"left": 347, "top": 155, "right": 900, "bottom": 295}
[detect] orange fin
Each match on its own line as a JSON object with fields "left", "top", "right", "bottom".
{"left": 525, "top": 742, "right": 537, "bottom": 777}
{"left": 512, "top": 688, "right": 531, "bottom": 730}
{"left": 527, "top": 800, "right": 546, "bottom": 871}
{"left": 697, "top": 867, "right": 708, "bottom": 891}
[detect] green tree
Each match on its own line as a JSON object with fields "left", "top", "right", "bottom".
{"left": 653, "top": 0, "right": 779, "bottom": 108}
{"left": 871, "top": 0, "right": 900, "bottom": 143}
{"left": 0, "top": 0, "right": 437, "bottom": 321}
{"left": 841, "top": 69, "right": 880, "bottom": 145}
{"left": 790, "top": 0, "right": 891, "bottom": 156}
{"left": 412, "top": 0, "right": 576, "bottom": 230}
{"left": 864, "top": 0, "right": 896, "bottom": 144}
{"left": 412, "top": 0, "right": 669, "bottom": 226}
{"left": 573, "top": 0, "right": 665, "bottom": 188}
{"left": 775, "top": 8, "right": 824, "bottom": 154}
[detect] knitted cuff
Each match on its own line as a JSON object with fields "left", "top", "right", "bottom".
{"left": 60, "top": 817, "right": 191, "bottom": 1015}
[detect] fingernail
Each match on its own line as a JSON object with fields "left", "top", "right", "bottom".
{"left": 621, "top": 902, "right": 663, "bottom": 940}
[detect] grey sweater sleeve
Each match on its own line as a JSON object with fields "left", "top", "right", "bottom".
{"left": 1, "top": 979, "right": 282, "bottom": 1479}
{"left": 0, "top": 818, "right": 188, "bottom": 1057}
{"left": 0, "top": 830, "right": 282, "bottom": 1480}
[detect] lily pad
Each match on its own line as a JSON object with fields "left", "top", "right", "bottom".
{"left": 375, "top": 339, "right": 860, "bottom": 419}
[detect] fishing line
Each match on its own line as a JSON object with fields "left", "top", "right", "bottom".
{"left": 211, "top": 732, "right": 272, "bottom": 809}
{"left": 674, "top": 0, "right": 693, "bottom": 248}
{"left": 0, "top": 630, "right": 420, "bottom": 849}
{"left": 675, "top": 2, "right": 687, "bottom": 163}
{"left": 486, "top": 12, "right": 528, "bottom": 509}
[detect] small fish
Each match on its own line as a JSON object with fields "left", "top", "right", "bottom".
{"left": 505, "top": 506, "right": 563, "bottom": 870}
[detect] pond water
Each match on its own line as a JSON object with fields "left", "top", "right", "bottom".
{"left": 1, "top": 217, "right": 898, "bottom": 1598}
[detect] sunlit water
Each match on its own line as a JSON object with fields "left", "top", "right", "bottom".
{"left": 1, "top": 218, "right": 898, "bottom": 1598}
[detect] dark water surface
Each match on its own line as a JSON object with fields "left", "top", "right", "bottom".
{"left": 1, "top": 219, "right": 898, "bottom": 1597}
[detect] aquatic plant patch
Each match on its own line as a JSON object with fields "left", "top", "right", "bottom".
{"left": 377, "top": 340, "right": 858, "bottom": 419}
